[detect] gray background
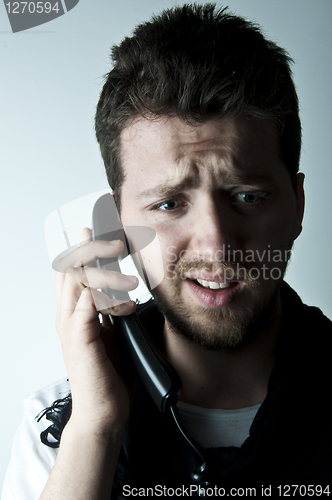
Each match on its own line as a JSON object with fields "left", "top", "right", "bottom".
{"left": 1, "top": 0, "right": 331, "bottom": 489}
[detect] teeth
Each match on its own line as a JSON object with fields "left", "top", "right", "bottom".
{"left": 197, "top": 279, "right": 230, "bottom": 289}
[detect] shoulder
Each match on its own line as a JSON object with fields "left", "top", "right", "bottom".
{"left": 279, "top": 282, "right": 332, "bottom": 392}
{"left": 281, "top": 282, "right": 332, "bottom": 340}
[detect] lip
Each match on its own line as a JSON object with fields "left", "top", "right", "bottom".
{"left": 184, "top": 272, "right": 236, "bottom": 283}
{"left": 186, "top": 278, "right": 245, "bottom": 308}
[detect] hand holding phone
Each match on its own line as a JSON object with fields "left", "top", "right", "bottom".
{"left": 54, "top": 227, "right": 139, "bottom": 435}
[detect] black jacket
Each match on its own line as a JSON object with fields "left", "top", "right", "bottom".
{"left": 112, "top": 283, "right": 331, "bottom": 498}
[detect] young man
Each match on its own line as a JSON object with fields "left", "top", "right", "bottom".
{"left": 2, "top": 4, "right": 331, "bottom": 499}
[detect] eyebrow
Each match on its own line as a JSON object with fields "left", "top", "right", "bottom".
{"left": 134, "top": 173, "right": 200, "bottom": 200}
{"left": 134, "top": 169, "right": 276, "bottom": 201}
{"left": 221, "top": 171, "right": 276, "bottom": 187}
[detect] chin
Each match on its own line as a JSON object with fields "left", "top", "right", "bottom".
{"left": 151, "top": 281, "right": 282, "bottom": 351}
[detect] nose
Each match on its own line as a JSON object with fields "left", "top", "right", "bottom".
{"left": 188, "top": 196, "right": 241, "bottom": 262}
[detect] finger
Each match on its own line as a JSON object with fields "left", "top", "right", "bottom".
{"left": 91, "top": 289, "right": 130, "bottom": 313}
{"left": 81, "top": 228, "right": 99, "bottom": 268}
{"left": 84, "top": 267, "right": 138, "bottom": 292}
{"left": 92, "top": 291, "right": 137, "bottom": 315}
{"left": 68, "top": 286, "right": 101, "bottom": 339}
{"left": 54, "top": 238, "right": 124, "bottom": 272}
{"left": 55, "top": 270, "right": 65, "bottom": 309}
{"left": 59, "top": 266, "right": 138, "bottom": 317}
{"left": 55, "top": 227, "right": 115, "bottom": 306}
{"left": 59, "top": 265, "right": 138, "bottom": 293}
{"left": 108, "top": 300, "right": 137, "bottom": 316}
{"left": 81, "top": 227, "right": 92, "bottom": 244}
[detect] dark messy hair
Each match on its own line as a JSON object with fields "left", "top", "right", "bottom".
{"left": 95, "top": 3, "right": 301, "bottom": 211}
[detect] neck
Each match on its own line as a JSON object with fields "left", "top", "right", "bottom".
{"left": 162, "top": 300, "right": 281, "bottom": 410}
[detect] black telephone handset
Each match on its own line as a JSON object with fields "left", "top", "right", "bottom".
{"left": 92, "top": 193, "right": 181, "bottom": 413}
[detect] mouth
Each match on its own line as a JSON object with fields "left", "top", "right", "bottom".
{"left": 185, "top": 277, "right": 244, "bottom": 308}
{"left": 193, "top": 278, "right": 238, "bottom": 290}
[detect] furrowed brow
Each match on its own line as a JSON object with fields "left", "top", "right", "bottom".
{"left": 221, "top": 171, "right": 276, "bottom": 187}
{"left": 135, "top": 173, "right": 200, "bottom": 200}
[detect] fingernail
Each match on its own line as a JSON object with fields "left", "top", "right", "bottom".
{"left": 109, "top": 239, "right": 120, "bottom": 245}
{"left": 126, "top": 275, "right": 138, "bottom": 283}
{"left": 111, "top": 300, "right": 135, "bottom": 313}
{"left": 125, "top": 300, "right": 135, "bottom": 307}
{"left": 110, "top": 304, "right": 120, "bottom": 313}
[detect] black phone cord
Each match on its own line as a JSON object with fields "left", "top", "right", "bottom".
{"left": 170, "top": 404, "right": 211, "bottom": 496}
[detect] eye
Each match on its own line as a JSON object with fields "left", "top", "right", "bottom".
{"left": 155, "top": 199, "right": 181, "bottom": 211}
{"left": 234, "top": 192, "right": 264, "bottom": 204}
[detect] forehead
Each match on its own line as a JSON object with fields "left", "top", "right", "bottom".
{"left": 120, "top": 115, "right": 284, "bottom": 194}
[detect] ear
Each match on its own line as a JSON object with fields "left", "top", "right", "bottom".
{"left": 294, "top": 173, "right": 305, "bottom": 240}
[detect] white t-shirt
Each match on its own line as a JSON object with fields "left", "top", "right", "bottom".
{"left": 1, "top": 379, "right": 68, "bottom": 500}
{"left": 2, "top": 379, "right": 260, "bottom": 499}
{"left": 177, "top": 400, "right": 261, "bottom": 449}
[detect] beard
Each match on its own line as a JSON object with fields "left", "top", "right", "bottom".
{"left": 149, "top": 259, "right": 284, "bottom": 351}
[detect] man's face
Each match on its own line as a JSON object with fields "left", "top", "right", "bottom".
{"left": 119, "top": 115, "right": 304, "bottom": 349}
